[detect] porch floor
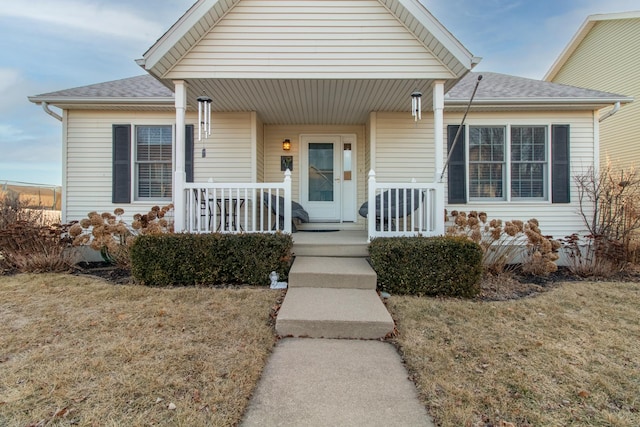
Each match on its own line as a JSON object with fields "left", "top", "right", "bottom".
{"left": 292, "top": 230, "right": 369, "bottom": 257}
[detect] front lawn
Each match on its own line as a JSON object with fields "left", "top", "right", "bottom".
{"left": 0, "top": 274, "right": 281, "bottom": 426}
{"left": 388, "top": 280, "right": 640, "bottom": 426}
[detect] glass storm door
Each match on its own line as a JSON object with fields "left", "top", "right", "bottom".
{"left": 302, "top": 137, "right": 341, "bottom": 221}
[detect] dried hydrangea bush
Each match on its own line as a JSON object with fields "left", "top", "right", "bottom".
{"left": 446, "top": 210, "right": 560, "bottom": 276}
{"left": 70, "top": 205, "right": 174, "bottom": 268}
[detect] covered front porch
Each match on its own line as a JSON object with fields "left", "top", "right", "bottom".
{"left": 133, "top": 0, "right": 478, "bottom": 238}
{"left": 169, "top": 78, "right": 451, "bottom": 238}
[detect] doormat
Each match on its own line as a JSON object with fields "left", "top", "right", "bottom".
{"left": 298, "top": 229, "right": 340, "bottom": 232}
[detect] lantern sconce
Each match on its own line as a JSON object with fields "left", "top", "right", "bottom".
{"left": 197, "top": 94, "right": 212, "bottom": 157}
{"left": 411, "top": 91, "right": 422, "bottom": 122}
{"left": 282, "top": 139, "right": 291, "bottom": 151}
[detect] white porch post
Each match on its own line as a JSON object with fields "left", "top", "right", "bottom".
{"left": 284, "top": 170, "right": 292, "bottom": 234}
{"left": 433, "top": 80, "right": 445, "bottom": 182}
{"left": 173, "top": 80, "right": 188, "bottom": 232}
{"left": 367, "top": 170, "right": 376, "bottom": 242}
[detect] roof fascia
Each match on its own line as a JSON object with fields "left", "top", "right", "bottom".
{"left": 393, "top": 0, "right": 477, "bottom": 71}
{"left": 28, "top": 96, "right": 174, "bottom": 106}
{"left": 544, "top": 17, "right": 595, "bottom": 81}
{"left": 445, "top": 96, "right": 633, "bottom": 107}
{"left": 140, "top": 0, "right": 232, "bottom": 72}
{"left": 544, "top": 11, "right": 640, "bottom": 81}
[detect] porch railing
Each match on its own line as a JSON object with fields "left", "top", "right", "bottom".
{"left": 367, "top": 170, "right": 445, "bottom": 240}
{"left": 184, "top": 170, "right": 292, "bottom": 234}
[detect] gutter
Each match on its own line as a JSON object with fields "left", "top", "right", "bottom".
{"left": 29, "top": 96, "right": 173, "bottom": 105}
{"left": 41, "top": 102, "right": 62, "bottom": 122}
{"left": 599, "top": 101, "right": 620, "bottom": 122}
{"left": 445, "top": 97, "right": 631, "bottom": 106}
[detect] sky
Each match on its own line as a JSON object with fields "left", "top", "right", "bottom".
{"left": 1, "top": 0, "right": 639, "bottom": 186}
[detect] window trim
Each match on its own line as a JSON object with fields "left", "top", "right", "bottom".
{"left": 468, "top": 125, "right": 507, "bottom": 201}
{"left": 465, "top": 123, "right": 551, "bottom": 203}
{"left": 132, "top": 124, "right": 175, "bottom": 203}
{"left": 509, "top": 125, "right": 549, "bottom": 201}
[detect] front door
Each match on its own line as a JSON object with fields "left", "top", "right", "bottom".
{"left": 301, "top": 135, "right": 342, "bottom": 221}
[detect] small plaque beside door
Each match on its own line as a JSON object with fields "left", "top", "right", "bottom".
{"left": 281, "top": 156, "right": 293, "bottom": 171}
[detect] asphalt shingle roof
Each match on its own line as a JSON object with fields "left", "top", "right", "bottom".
{"left": 31, "top": 71, "right": 630, "bottom": 103}
{"left": 446, "top": 71, "right": 628, "bottom": 101}
{"left": 34, "top": 75, "right": 173, "bottom": 99}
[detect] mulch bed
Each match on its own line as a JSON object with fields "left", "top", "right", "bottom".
{"left": 72, "top": 262, "right": 132, "bottom": 285}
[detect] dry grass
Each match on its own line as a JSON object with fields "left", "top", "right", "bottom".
{"left": 387, "top": 281, "right": 640, "bottom": 427}
{"left": 0, "top": 274, "right": 281, "bottom": 426}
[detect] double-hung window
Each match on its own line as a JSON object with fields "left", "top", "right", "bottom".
{"left": 447, "top": 124, "right": 568, "bottom": 205}
{"left": 511, "top": 126, "right": 547, "bottom": 199}
{"left": 135, "top": 125, "right": 173, "bottom": 200}
{"left": 468, "top": 125, "right": 548, "bottom": 201}
{"left": 469, "top": 126, "right": 505, "bottom": 199}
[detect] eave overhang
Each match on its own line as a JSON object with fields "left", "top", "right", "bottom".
{"left": 445, "top": 97, "right": 633, "bottom": 111}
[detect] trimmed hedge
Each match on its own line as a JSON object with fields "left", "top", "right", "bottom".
{"left": 369, "top": 236, "right": 483, "bottom": 298}
{"left": 130, "top": 233, "right": 293, "bottom": 286}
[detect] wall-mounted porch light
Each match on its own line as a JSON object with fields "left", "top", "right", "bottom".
{"left": 197, "top": 95, "right": 212, "bottom": 157}
{"left": 411, "top": 91, "right": 422, "bottom": 122}
{"left": 282, "top": 139, "right": 291, "bottom": 151}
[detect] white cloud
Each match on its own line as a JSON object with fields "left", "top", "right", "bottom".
{"left": 0, "top": 124, "right": 38, "bottom": 144}
{"left": 0, "top": 69, "right": 21, "bottom": 92}
{"left": 0, "top": 1, "right": 165, "bottom": 42}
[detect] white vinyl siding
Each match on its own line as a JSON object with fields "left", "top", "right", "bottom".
{"left": 165, "top": 0, "right": 454, "bottom": 80}
{"left": 373, "top": 112, "right": 435, "bottom": 182}
{"left": 550, "top": 18, "right": 640, "bottom": 170}
{"left": 192, "top": 112, "right": 253, "bottom": 183}
{"left": 442, "top": 111, "right": 596, "bottom": 239}
{"left": 64, "top": 110, "right": 252, "bottom": 222}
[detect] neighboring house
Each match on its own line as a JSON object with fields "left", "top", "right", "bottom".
{"left": 29, "top": 0, "right": 631, "bottom": 240}
{"left": 545, "top": 11, "right": 640, "bottom": 170}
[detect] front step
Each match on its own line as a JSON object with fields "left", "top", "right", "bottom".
{"left": 289, "top": 257, "right": 376, "bottom": 289}
{"left": 276, "top": 288, "right": 394, "bottom": 339}
{"left": 292, "top": 230, "right": 369, "bottom": 257}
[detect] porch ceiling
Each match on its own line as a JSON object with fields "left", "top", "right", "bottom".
{"left": 177, "top": 78, "right": 455, "bottom": 125}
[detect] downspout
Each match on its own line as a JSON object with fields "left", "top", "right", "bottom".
{"left": 41, "top": 102, "right": 63, "bottom": 122}
{"left": 599, "top": 101, "right": 620, "bottom": 122}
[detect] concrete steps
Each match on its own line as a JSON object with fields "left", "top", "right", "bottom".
{"left": 289, "top": 256, "right": 376, "bottom": 289}
{"left": 291, "top": 230, "right": 369, "bottom": 257}
{"left": 276, "top": 256, "right": 394, "bottom": 339}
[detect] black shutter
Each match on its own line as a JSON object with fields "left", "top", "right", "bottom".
{"left": 551, "top": 124, "right": 570, "bottom": 203}
{"left": 447, "top": 125, "right": 466, "bottom": 204}
{"left": 185, "top": 125, "right": 194, "bottom": 183}
{"left": 112, "top": 124, "right": 131, "bottom": 203}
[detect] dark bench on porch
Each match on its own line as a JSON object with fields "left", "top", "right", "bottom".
{"left": 262, "top": 193, "right": 310, "bottom": 232}
{"left": 359, "top": 189, "right": 422, "bottom": 231}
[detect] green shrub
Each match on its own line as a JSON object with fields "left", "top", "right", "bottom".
{"left": 130, "top": 232, "right": 293, "bottom": 286}
{"left": 369, "top": 236, "right": 483, "bottom": 298}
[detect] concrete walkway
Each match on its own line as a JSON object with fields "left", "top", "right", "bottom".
{"left": 241, "top": 338, "right": 434, "bottom": 427}
{"left": 242, "top": 255, "right": 434, "bottom": 426}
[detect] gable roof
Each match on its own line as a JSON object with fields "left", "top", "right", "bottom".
{"left": 30, "top": 72, "right": 631, "bottom": 112}
{"left": 137, "top": 0, "right": 479, "bottom": 79}
{"left": 545, "top": 11, "right": 640, "bottom": 81}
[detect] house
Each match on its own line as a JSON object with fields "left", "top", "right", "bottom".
{"left": 28, "top": 0, "right": 632, "bottom": 241}
{"left": 545, "top": 11, "right": 640, "bottom": 170}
